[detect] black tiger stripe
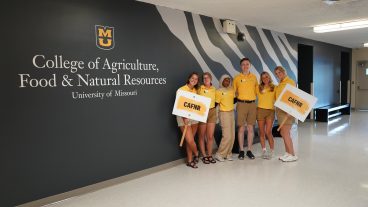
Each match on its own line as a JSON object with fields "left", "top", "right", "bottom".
{"left": 185, "top": 12, "right": 226, "bottom": 81}
{"left": 263, "top": 29, "right": 297, "bottom": 81}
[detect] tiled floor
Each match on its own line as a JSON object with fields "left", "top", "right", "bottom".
{"left": 46, "top": 111, "right": 368, "bottom": 207}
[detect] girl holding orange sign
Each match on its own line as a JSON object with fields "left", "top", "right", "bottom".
{"left": 274, "top": 66, "right": 298, "bottom": 162}
{"left": 176, "top": 72, "right": 200, "bottom": 168}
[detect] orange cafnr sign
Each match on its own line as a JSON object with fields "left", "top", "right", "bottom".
{"left": 177, "top": 96, "right": 207, "bottom": 116}
{"left": 172, "top": 90, "right": 211, "bottom": 123}
{"left": 280, "top": 90, "right": 310, "bottom": 115}
{"left": 274, "top": 84, "right": 317, "bottom": 122}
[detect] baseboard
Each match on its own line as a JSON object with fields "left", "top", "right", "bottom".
{"left": 17, "top": 158, "right": 185, "bottom": 207}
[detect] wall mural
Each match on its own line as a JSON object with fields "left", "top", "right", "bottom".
{"left": 157, "top": 6, "right": 298, "bottom": 87}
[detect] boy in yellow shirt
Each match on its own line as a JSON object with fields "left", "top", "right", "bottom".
{"left": 233, "top": 58, "right": 258, "bottom": 160}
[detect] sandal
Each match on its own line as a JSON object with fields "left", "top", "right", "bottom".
{"left": 193, "top": 155, "right": 199, "bottom": 164}
{"left": 186, "top": 161, "right": 198, "bottom": 168}
{"left": 201, "top": 156, "right": 210, "bottom": 164}
{"left": 207, "top": 156, "right": 217, "bottom": 163}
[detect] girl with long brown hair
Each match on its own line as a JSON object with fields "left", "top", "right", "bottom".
{"left": 256, "top": 71, "right": 276, "bottom": 159}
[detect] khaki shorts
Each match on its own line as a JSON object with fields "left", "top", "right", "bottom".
{"left": 257, "top": 108, "right": 275, "bottom": 121}
{"left": 176, "top": 116, "right": 198, "bottom": 127}
{"left": 236, "top": 102, "right": 257, "bottom": 126}
{"left": 200, "top": 108, "right": 217, "bottom": 124}
{"left": 276, "top": 108, "right": 295, "bottom": 125}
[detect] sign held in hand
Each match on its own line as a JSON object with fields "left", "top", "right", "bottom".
{"left": 172, "top": 90, "right": 211, "bottom": 123}
{"left": 173, "top": 90, "right": 211, "bottom": 147}
{"left": 274, "top": 84, "right": 317, "bottom": 129}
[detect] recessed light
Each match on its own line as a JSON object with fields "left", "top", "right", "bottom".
{"left": 314, "top": 19, "right": 368, "bottom": 33}
{"left": 322, "top": 0, "right": 340, "bottom": 6}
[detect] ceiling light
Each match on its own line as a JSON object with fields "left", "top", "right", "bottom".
{"left": 322, "top": 0, "right": 340, "bottom": 6}
{"left": 313, "top": 19, "right": 368, "bottom": 33}
{"left": 364, "top": 43, "right": 368, "bottom": 47}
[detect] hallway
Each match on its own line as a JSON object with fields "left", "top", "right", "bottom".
{"left": 46, "top": 111, "right": 368, "bottom": 207}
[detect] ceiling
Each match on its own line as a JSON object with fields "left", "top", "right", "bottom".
{"left": 138, "top": 0, "right": 368, "bottom": 49}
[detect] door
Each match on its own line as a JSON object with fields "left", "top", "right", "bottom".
{"left": 356, "top": 61, "right": 368, "bottom": 110}
{"left": 298, "top": 44, "right": 313, "bottom": 118}
{"left": 340, "top": 52, "right": 350, "bottom": 104}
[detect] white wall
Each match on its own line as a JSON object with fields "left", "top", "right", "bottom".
{"left": 351, "top": 48, "right": 368, "bottom": 108}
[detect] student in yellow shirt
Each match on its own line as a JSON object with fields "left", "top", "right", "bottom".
{"left": 215, "top": 74, "right": 236, "bottom": 162}
{"left": 233, "top": 57, "right": 258, "bottom": 160}
{"left": 274, "top": 66, "right": 298, "bottom": 162}
{"left": 176, "top": 72, "right": 200, "bottom": 168}
{"left": 198, "top": 72, "right": 217, "bottom": 164}
{"left": 256, "top": 72, "right": 276, "bottom": 159}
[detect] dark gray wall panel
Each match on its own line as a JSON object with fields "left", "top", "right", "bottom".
{"left": 1, "top": 1, "right": 199, "bottom": 206}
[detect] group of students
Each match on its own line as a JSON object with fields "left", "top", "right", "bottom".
{"left": 176, "top": 57, "right": 297, "bottom": 169}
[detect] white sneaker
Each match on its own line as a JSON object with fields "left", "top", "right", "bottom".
{"left": 262, "top": 150, "right": 268, "bottom": 159}
{"left": 268, "top": 151, "right": 274, "bottom": 159}
{"left": 215, "top": 154, "right": 225, "bottom": 162}
{"left": 279, "top": 153, "right": 291, "bottom": 161}
{"left": 282, "top": 155, "right": 298, "bottom": 162}
{"left": 226, "top": 154, "right": 233, "bottom": 161}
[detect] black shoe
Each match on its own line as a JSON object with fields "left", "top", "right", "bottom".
{"left": 201, "top": 157, "right": 210, "bottom": 164}
{"left": 186, "top": 161, "right": 198, "bottom": 169}
{"left": 246, "top": 150, "right": 255, "bottom": 159}
{"left": 238, "top": 151, "right": 245, "bottom": 160}
{"left": 207, "top": 156, "right": 217, "bottom": 163}
{"left": 193, "top": 155, "right": 199, "bottom": 164}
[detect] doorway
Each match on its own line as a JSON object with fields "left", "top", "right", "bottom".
{"left": 298, "top": 44, "right": 313, "bottom": 118}
{"left": 340, "top": 52, "right": 350, "bottom": 104}
{"left": 355, "top": 61, "right": 368, "bottom": 110}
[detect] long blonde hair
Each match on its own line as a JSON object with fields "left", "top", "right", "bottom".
{"left": 274, "top": 66, "right": 287, "bottom": 75}
{"left": 259, "top": 71, "right": 275, "bottom": 93}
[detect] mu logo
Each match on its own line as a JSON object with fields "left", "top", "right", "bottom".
{"left": 95, "top": 25, "right": 114, "bottom": 50}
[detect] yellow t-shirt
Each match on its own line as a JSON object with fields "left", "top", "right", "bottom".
{"left": 215, "top": 88, "right": 235, "bottom": 111}
{"left": 233, "top": 73, "right": 258, "bottom": 101}
{"left": 177, "top": 84, "right": 197, "bottom": 94}
{"left": 275, "top": 76, "right": 296, "bottom": 99}
{"left": 198, "top": 85, "right": 216, "bottom": 108}
{"left": 256, "top": 86, "right": 276, "bottom": 110}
